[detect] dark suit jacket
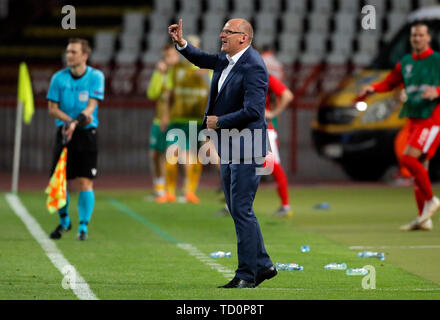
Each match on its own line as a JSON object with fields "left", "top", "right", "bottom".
{"left": 178, "top": 42, "right": 269, "bottom": 161}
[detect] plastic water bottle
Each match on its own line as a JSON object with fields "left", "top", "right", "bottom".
{"left": 210, "top": 251, "right": 232, "bottom": 258}
{"left": 324, "top": 262, "right": 347, "bottom": 270}
{"left": 346, "top": 268, "right": 369, "bottom": 276}
{"left": 300, "top": 245, "right": 310, "bottom": 253}
{"left": 275, "top": 263, "right": 304, "bottom": 271}
{"left": 358, "top": 251, "right": 385, "bottom": 261}
{"left": 314, "top": 202, "right": 330, "bottom": 210}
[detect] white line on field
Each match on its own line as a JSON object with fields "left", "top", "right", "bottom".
{"left": 5, "top": 193, "right": 98, "bottom": 300}
{"left": 350, "top": 245, "right": 440, "bottom": 250}
{"left": 177, "top": 243, "right": 236, "bottom": 279}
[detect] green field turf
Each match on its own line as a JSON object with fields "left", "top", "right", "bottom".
{"left": 2, "top": 185, "right": 440, "bottom": 300}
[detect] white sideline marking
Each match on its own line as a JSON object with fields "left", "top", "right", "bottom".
{"left": 350, "top": 245, "right": 440, "bottom": 250}
{"left": 177, "top": 243, "right": 236, "bottom": 279}
{"left": 5, "top": 193, "right": 98, "bottom": 300}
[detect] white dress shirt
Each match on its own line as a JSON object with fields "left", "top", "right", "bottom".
{"left": 177, "top": 41, "right": 250, "bottom": 93}
{"left": 217, "top": 45, "right": 250, "bottom": 92}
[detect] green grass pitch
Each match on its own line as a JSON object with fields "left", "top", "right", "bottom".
{"left": 2, "top": 185, "right": 440, "bottom": 300}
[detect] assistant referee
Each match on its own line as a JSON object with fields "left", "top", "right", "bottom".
{"left": 46, "top": 38, "right": 105, "bottom": 241}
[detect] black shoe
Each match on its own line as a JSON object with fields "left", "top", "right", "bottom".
{"left": 49, "top": 223, "right": 72, "bottom": 239}
{"left": 218, "top": 277, "right": 255, "bottom": 288}
{"left": 255, "top": 266, "right": 278, "bottom": 287}
{"left": 77, "top": 231, "right": 88, "bottom": 241}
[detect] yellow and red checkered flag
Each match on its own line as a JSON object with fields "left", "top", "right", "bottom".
{"left": 45, "top": 147, "right": 68, "bottom": 213}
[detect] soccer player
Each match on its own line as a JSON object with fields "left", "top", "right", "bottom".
{"left": 360, "top": 23, "right": 440, "bottom": 231}
{"left": 47, "top": 38, "right": 105, "bottom": 240}
{"left": 147, "top": 43, "right": 180, "bottom": 201}
{"left": 157, "top": 35, "right": 210, "bottom": 204}
{"left": 264, "top": 73, "right": 294, "bottom": 217}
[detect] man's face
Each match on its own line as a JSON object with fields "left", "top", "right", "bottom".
{"left": 220, "top": 20, "right": 247, "bottom": 55}
{"left": 163, "top": 47, "right": 179, "bottom": 66}
{"left": 410, "top": 25, "right": 431, "bottom": 53}
{"left": 66, "top": 43, "right": 88, "bottom": 67}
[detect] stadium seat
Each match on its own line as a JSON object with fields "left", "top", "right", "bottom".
{"left": 93, "top": 31, "right": 116, "bottom": 52}
{"left": 311, "top": 0, "right": 333, "bottom": 14}
{"left": 326, "top": 34, "right": 353, "bottom": 64}
{"left": 0, "top": 0, "right": 8, "bottom": 19}
{"left": 231, "top": 0, "right": 254, "bottom": 13}
{"left": 148, "top": 12, "right": 173, "bottom": 33}
{"left": 419, "top": 0, "right": 438, "bottom": 7}
{"left": 277, "top": 34, "right": 301, "bottom": 64}
{"left": 122, "top": 12, "right": 146, "bottom": 35}
{"left": 260, "top": 0, "right": 282, "bottom": 13}
{"left": 308, "top": 12, "right": 330, "bottom": 34}
{"left": 254, "top": 32, "right": 276, "bottom": 49}
{"left": 299, "top": 33, "right": 327, "bottom": 65}
{"left": 179, "top": 0, "right": 202, "bottom": 14}
{"left": 363, "top": 0, "right": 386, "bottom": 17}
{"left": 384, "top": 12, "right": 408, "bottom": 41}
{"left": 390, "top": 0, "right": 412, "bottom": 12}
{"left": 278, "top": 34, "right": 301, "bottom": 55}
{"left": 202, "top": 12, "right": 226, "bottom": 34}
{"left": 116, "top": 33, "right": 142, "bottom": 64}
{"left": 206, "top": 0, "right": 229, "bottom": 13}
{"left": 333, "top": 12, "right": 357, "bottom": 39}
{"left": 352, "top": 32, "right": 380, "bottom": 66}
{"left": 146, "top": 33, "right": 169, "bottom": 52}
{"left": 338, "top": 0, "right": 360, "bottom": 13}
{"left": 201, "top": 31, "right": 221, "bottom": 53}
{"left": 115, "top": 50, "right": 140, "bottom": 65}
{"left": 175, "top": 12, "right": 199, "bottom": 34}
{"left": 154, "top": 0, "right": 175, "bottom": 15}
{"left": 285, "top": 0, "right": 307, "bottom": 15}
{"left": 276, "top": 51, "right": 299, "bottom": 65}
{"left": 90, "top": 31, "right": 116, "bottom": 65}
{"left": 255, "top": 12, "right": 277, "bottom": 33}
{"left": 141, "top": 50, "right": 161, "bottom": 65}
{"left": 119, "top": 33, "right": 143, "bottom": 52}
{"left": 281, "top": 12, "right": 304, "bottom": 34}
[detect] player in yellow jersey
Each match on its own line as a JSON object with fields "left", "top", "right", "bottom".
{"left": 157, "top": 35, "right": 211, "bottom": 204}
{"left": 147, "top": 43, "right": 179, "bottom": 201}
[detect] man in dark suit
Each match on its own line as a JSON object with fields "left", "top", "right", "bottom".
{"left": 169, "top": 18, "right": 277, "bottom": 288}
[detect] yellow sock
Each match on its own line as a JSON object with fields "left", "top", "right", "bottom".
{"left": 165, "top": 161, "right": 178, "bottom": 196}
{"left": 186, "top": 162, "right": 202, "bottom": 194}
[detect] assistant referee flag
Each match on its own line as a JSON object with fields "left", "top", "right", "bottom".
{"left": 17, "top": 62, "right": 34, "bottom": 124}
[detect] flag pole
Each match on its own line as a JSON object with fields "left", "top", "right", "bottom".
{"left": 11, "top": 100, "right": 24, "bottom": 194}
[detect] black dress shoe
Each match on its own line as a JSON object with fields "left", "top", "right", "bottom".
{"left": 255, "top": 266, "right": 278, "bottom": 287}
{"left": 218, "top": 277, "right": 255, "bottom": 288}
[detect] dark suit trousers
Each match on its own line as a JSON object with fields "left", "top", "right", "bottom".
{"left": 220, "top": 162, "right": 273, "bottom": 281}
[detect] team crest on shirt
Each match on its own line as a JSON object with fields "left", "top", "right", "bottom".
{"left": 404, "top": 64, "right": 413, "bottom": 78}
{"left": 78, "top": 91, "right": 89, "bottom": 102}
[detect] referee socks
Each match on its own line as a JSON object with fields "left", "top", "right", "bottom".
{"left": 58, "top": 191, "right": 71, "bottom": 229}
{"left": 78, "top": 190, "right": 95, "bottom": 234}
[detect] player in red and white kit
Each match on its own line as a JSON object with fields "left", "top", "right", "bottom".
{"left": 264, "top": 74, "right": 294, "bottom": 217}
{"left": 360, "top": 23, "right": 440, "bottom": 231}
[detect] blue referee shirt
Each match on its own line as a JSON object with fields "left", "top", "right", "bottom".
{"left": 46, "top": 66, "right": 105, "bottom": 128}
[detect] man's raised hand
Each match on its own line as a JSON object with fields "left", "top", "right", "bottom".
{"left": 168, "top": 19, "right": 186, "bottom": 47}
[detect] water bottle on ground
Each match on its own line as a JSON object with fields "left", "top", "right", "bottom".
{"left": 300, "top": 245, "right": 310, "bottom": 253}
{"left": 210, "top": 251, "right": 232, "bottom": 258}
{"left": 358, "top": 251, "right": 385, "bottom": 260}
{"left": 324, "top": 262, "right": 347, "bottom": 270}
{"left": 346, "top": 268, "right": 369, "bottom": 276}
{"left": 275, "top": 263, "right": 304, "bottom": 271}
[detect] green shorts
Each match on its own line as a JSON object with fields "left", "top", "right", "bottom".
{"left": 149, "top": 121, "right": 167, "bottom": 153}
{"left": 166, "top": 121, "right": 202, "bottom": 151}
